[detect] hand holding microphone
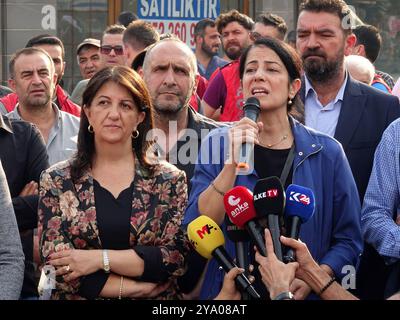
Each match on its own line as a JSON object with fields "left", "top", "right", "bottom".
{"left": 187, "top": 215, "right": 260, "bottom": 299}
{"left": 227, "top": 97, "right": 261, "bottom": 173}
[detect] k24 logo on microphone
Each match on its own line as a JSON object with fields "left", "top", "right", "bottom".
{"left": 228, "top": 195, "right": 241, "bottom": 207}
{"left": 289, "top": 191, "right": 310, "bottom": 205}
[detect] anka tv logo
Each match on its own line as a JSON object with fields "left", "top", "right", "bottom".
{"left": 289, "top": 191, "right": 310, "bottom": 205}
{"left": 228, "top": 195, "right": 241, "bottom": 206}
{"left": 228, "top": 196, "right": 249, "bottom": 218}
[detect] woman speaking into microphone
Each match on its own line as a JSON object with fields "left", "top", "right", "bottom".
{"left": 184, "top": 38, "right": 362, "bottom": 300}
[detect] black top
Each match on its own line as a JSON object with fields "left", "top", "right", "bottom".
{"left": 253, "top": 144, "right": 294, "bottom": 300}
{"left": 95, "top": 180, "right": 132, "bottom": 250}
{"left": 79, "top": 179, "right": 133, "bottom": 299}
{"left": 254, "top": 145, "right": 293, "bottom": 189}
{"left": 0, "top": 115, "right": 49, "bottom": 298}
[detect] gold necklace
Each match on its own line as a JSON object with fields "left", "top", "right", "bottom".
{"left": 260, "top": 134, "right": 289, "bottom": 148}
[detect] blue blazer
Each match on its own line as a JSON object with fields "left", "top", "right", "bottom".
{"left": 301, "top": 76, "right": 400, "bottom": 200}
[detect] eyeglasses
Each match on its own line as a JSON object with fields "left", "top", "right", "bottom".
{"left": 100, "top": 45, "right": 124, "bottom": 55}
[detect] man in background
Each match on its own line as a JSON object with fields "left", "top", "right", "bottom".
{"left": 194, "top": 18, "right": 228, "bottom": 80}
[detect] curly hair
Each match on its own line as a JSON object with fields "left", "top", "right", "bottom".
{"left": 216, "top": 9, "right": 254, "bottom": 34}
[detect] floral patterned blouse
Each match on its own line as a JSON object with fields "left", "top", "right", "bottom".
{"left": 38, "top": 158, "right": 189, "bottom": 300}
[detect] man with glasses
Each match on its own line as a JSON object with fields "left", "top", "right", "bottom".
{"left": 100, "top": 24, "right": 127, "bottom": 68}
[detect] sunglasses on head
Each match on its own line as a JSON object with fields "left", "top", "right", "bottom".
{"left": 100, "top": 45, "right": 124, "bottom": 55}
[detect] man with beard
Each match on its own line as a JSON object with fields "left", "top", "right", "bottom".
{"left": 194, "top": 19, "right": 228, "bottom": 80}
{"left": 202, "top": 10, "right": 253, "bottom": 121}
{"left": 297, "top": 0, "right": 400, "bottom": 300}
{"left": 142, "top": 38, "right": 222, "bottom": 298}
{"left": 142, "top": 37, "right": 221, "bottom": 182}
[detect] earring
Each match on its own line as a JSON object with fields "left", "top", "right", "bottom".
{"left": 88, "top": 124, "right": 94, "bottom": 133}
{"left": 288, "top": 98, "right": 293, "bottom": 106}
{"left": 132, "top": 130, "right": 139, "bottom": 139}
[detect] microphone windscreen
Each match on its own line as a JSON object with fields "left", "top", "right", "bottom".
{"left": 285, "top": 184, "right": 315, "bottom": 223}
{"left": 225, "top": 215, "right": 251, "bottom": 242}
{"left": 253, "top": 177, "right": 286, "bottom": 218}
{"left": 224, "top": 186, "right": 257, "bottom": 228}
{"left": 187, "top": 215, "right": 225, "bottom": 259}
{"left": 243, "top": 97, "right": 260, "bottom": 121}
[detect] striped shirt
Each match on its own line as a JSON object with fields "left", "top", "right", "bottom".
{"left": 361, "top": 118, "right": 400, "bottom": 263}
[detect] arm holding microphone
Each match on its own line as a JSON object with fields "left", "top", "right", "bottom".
{"left": 214, "top": 267, "right": 245, "bottom": 300}
{"left": 255, "top": 229, "right": 298, "bottom": 300}
{"left": 255, "top": 229, "right": 358, "bottom": 300}
{"left": 196, "top": 98, "right": 263, "bottom": 225}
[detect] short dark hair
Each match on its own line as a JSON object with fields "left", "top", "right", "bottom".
{"left": 299, "top": 0, "right": 352, "bottom": 34}
{"left": 103, "top": 24, "right": 126, "bottom": 39}
{"left": 216, "top": 10, "right": 254, "bottom": 35}
{"left": 117, "top": 11, "right": 138, "bottom": 27}
{"left": 194, "top": 19, "right": 217, "bottom": 39}
{"left": 255, "top": 13, "right": 288, "bottom": 40}
{"left": 353, "top": 24, "right": 381, "bottom": 63}
{"left": 123, "top": 20, "right": 159, "bottom": 51}
{"left": 239, "top": 38, "right": 303, "bottom": 114}
{"left": 9, "top": 47, "right": 54, "bottom": 78}
{"left": 25, "top": 34, "right": 65, "bottom": 59}
{"left": 71, "top": 66, "right": 154, "bottom": 181}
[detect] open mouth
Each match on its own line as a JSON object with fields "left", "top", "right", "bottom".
{"left": 251, "top": 88, "right": 269, "bottom": 96}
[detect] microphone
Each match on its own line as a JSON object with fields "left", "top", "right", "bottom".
{"left": 224, "top": 186, "right": 267, "bottom": 257}
{"left": 237, "top": 97, "right": 261, "bottom": 174}
{"left": 225, "top": 216, "right": 251, "bottom": 300}
{"left": 225, "top": 215, "right": 250, "bottom": 270}
{"left": 253, "top": 177, "right": 286, "bottom": 261}
{"left": 283, "top": 184, "right": 315, "bottom": 263}
{"left": 187, "top": 215, "right": 260, "bottom": 300}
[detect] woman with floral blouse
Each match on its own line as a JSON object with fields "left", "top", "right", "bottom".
{"left": 38, "top": 66, "right": 189, "bottom": 300}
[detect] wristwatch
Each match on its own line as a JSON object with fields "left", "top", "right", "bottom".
{"left": 102, "top": 250, "right": 110, "bottom": 273}
{"left": 273, "top": 291, "right": 294, "bottom": 300}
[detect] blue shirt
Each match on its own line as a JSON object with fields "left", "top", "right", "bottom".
{"left": 372, "top": 82, "right": 391, "bottom": 94}
{"left": 184, "top": 118, "right": 363, "bottom": 299}
{"left": 361, "top": 118, "right": 400, "bottom": 263}
{"left": 197, "top": 55, "right": 228, "bottom": 80}
{"left": 304, "top": 73, "right": 348, "bottom": 137}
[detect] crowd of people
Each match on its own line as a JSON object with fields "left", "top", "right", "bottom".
{"left": 1, "top": 0, "right": 400, "bottom": 301}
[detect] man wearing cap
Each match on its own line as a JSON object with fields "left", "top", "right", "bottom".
{"left": 77, "top": 38, "right": 101, "bottom": 80}
{"left": 70, "top": 38, "right": 101, "bottom": 105}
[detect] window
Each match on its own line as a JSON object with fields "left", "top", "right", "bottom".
{"left": 347, "top": 0, "right": 400, "bottom": 80}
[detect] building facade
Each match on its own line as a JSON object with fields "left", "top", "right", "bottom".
{"left": 1, "top": 0, "right": 399, "bottom": 93}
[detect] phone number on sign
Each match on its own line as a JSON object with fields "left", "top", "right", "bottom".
{"left": 151, "top": 20, "right": 196, "bottom": 48}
